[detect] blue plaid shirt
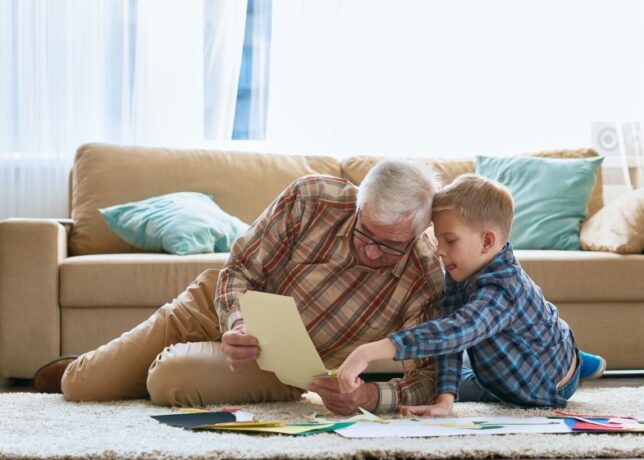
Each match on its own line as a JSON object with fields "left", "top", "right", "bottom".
{"left": 389, "top": 243, "right": 576, "bottom": 407}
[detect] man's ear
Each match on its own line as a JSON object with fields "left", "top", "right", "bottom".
{"left": 481, "top": 229, "right": 497, "bottom": 253}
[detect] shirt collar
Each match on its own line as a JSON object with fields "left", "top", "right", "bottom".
{"left": 448, "top": 242, "right": 515, "bottom": 293}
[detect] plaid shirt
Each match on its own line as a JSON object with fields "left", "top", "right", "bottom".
{"left": 215, "top": 175, "right": 444, "bottom": 412}
{"left": 389, "top": 243, "right": 576, "bottom": 407}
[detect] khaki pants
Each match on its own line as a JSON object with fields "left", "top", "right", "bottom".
{"left": 61, "top": 269, "right": 303, "bottom": 406}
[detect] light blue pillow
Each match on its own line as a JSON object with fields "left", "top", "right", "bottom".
{"left": 99, "top": 192, "right": 249, "bottom": 255}
{"left": 476, "top": 155, "right": 603, "bottom": 250}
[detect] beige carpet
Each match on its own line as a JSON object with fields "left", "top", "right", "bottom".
{"left": 0, "top": 386, "right": 643, "bottom": 459}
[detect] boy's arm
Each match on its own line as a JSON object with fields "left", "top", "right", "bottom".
{"left": 400, "top": 392, "right": 455, "bottom": 417}
{"left": 436, "top": 350, "right": 463, "bottom": 397}
{"left": 399, "top": 351, "right": 462, "bottom": 418}
{"left": 337, "top": 338, "right": 396, "bottom": 393}
{"left": 389, "top": 282, "right": 515, "bottom": 361}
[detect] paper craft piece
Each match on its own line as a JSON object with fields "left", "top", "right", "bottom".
{"left": 178, "top": 407, "right": 255, "bottom": 421}
{"left": 240, "top": 291, "right": 328, "bottom": 389}
{"left": 210, "top": 422, "right": 354, "bottom": 436}
{"left": 335, "top": 416, "right": 571, "bottom": 438}
{"left": 310, "top": 407, "right": 387, "bottom": 425}
{"left": 550, "top": 411, "right": 644, "bottom": 433}
{"left": 152, "top": 412, "right": 237, "bottom": 429}
{"left": 423, "top": 420, "right": 563, "bottom": 431}
{"left": 562, "top": 417, "right": 644, "bottom": 433}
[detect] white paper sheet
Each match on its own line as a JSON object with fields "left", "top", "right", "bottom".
{"left": 335, "top": 416, "right": 571, "bottom": 438}
{"left": 239, "top": 291, "right": 328, "bottom": 389}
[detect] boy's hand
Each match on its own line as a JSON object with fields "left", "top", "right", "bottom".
{"left": 337, "top": 338, "right": 397, "bottom": 394}
{"left": 399, "top": 393, "right": 454, "bottom": 417}
{"left": 337, "top": 348, "right": 369, "bottom": 393}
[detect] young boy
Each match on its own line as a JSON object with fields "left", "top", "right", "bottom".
{"left": 337, "top": 174, "right": 606, "bottom": 414}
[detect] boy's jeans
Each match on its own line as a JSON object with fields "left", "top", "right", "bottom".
{"left": 458, "top": 349, "right": 581, "bottom": 403}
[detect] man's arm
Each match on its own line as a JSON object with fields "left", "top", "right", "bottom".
{"left": 214, "top": 180, "right": 305, "bottom": 331}
{"left": 215, "top": 180, "right": 306, "bottom": 372}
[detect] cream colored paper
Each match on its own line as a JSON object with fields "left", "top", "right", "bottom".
{"left": 239, "top": 291, "right": 328, "bottom": 389}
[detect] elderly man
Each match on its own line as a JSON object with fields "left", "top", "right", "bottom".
{"left": 34, "top": 159, "right": 444, "bottom": 414}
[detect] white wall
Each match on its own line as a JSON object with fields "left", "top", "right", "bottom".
{"left": 267, "top": 0, "right": 644, "bottom": 158}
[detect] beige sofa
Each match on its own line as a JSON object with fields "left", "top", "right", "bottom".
{"left": 1, "top": 143, "right": 642, "bottom": 380}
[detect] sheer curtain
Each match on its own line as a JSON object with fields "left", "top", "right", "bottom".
{"left": 267, "top": 0, "right": 644, "bottom": 158}
{"left": 0, "top": 0, "right": 248, "bottom": 219}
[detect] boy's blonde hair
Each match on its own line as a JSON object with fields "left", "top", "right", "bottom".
{"left": 432, "top": 174, "right": 514, "bottom": 243}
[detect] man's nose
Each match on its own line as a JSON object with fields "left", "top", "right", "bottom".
{"left": 364, "top": 243, "right": 382, "bottom": 260}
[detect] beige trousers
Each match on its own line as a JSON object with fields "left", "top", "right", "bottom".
{"left": 61, "top": 269, "right": 303, "bottom": 406}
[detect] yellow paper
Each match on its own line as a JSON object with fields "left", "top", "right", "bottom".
{"left": 210, "top": 423, "right": 337, "bottom": 435}
{"left": 240, "top": 291, "right": 328, "bottom": 389}
{"left": 197, "top": 421, "right": 284, "bottom": 429}
{"left": 310, "top": 407, "right": 387, "bottom": 424}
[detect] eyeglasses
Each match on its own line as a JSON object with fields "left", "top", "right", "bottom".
{"left": 352, "top": 213, "right": 415, "bottom": 257}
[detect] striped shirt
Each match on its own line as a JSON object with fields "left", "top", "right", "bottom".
{"left": 389, "top": 243, "right": 576, "bottom": 407}
{"left": 215, "top": 175, "right": 444, "bottom": 412}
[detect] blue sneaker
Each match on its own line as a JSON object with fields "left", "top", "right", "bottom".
{"left": 578, "top": 351, "right": 607, "bottom": 380}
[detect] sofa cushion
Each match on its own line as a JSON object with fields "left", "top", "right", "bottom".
{"left": 476, "top": 155, "right": 603, "bottom": 250}
{"left": 580, "top": 187, "right": 644, "bottom": 254}
{"left": 340, "top": 148, "right": 604, "bottom": 217}
{"left": 99, "top": 192, "right": 249, "bottom": 255}
{"left": 59, "top": 254, "right": 228, "bottom": 308}
{"left": 515, "top": 250, "right": 644, "bottom": 303}
{"left": 70, "top": 144, "right": 341, "bottom": 255}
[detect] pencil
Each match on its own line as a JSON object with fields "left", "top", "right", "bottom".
{"left": 314, "top": 369, "right": 338, "bottom": 377}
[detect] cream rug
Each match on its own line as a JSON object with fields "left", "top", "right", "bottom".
{"left": 0, "top": 386, "right": 643, "bottom": 459}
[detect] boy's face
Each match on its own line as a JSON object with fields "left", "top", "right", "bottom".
{"left": 432, "top": 210, "right": 495, "bottom": 282}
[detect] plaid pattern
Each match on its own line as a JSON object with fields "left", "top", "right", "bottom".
{"left": 389, "top": 243, "right": 576, "bottom": 408}
{"left": 215, "top": 175, "right": 444, "bottom": 412}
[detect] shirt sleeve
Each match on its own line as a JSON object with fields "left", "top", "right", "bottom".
{"left": 214, "top": 179, "right": 305, "bottom": 331}
{"left": 436, "top": 351, "right": 463, "bottom": 396}
{"left": 389, "top": 281, "right": 516, "bottom": 361}
{"left": 372, "top": 237, "right": 445, "bottom": 412}
{"left": 434, "top": 283, "right": 464, "bottom": 395}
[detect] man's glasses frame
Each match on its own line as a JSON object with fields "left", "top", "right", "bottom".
{"left": 351, "top": 211, "right": 415, "bottom": 257}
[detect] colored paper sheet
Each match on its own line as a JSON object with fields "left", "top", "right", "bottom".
{"left": 206, "top": 422, "right": 354, "bottom": 435}
{"left": 152, "top": 412, "right": 236, "bottom": 428}
{"left": 335, "top": 416, "right": 571, "bottom": 438}
{"left": 239, "top": 291, "right": 329, "bottom": 389}
{"left": 560, "top": 417, "right": 644, "bottom": 433}
{"left": 311, "top": 407, "right": 387, "bottom": 424}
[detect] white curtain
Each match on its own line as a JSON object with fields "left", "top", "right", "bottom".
{"left": 0, "top": 0, "right": 248, "bottom": 219}
{"left": 267, "top": 0, "right": 644, "bottom": 158}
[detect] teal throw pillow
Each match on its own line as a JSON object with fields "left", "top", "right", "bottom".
{"left": 99, "top": 192, "right": 249, "bottom": 255}
{"left": 476, "top": 155, "right": 603, "bottom": 250}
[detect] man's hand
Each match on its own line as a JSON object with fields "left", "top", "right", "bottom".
{"left": 399, "top": 393, "right": 455, "bottom": 418}
{"left": 308, "top": 378, "right": 379, "bottom": 415}
{"left": 220, "top": 321, "right": 260, "bottom": 373}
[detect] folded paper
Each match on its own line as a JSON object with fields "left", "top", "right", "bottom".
{"left": 239, "top": 291, "right": 329, "bottom": 389}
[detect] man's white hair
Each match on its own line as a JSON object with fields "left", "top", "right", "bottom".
{"left": 356, "top": 159, "right": 440, "bottom": 236}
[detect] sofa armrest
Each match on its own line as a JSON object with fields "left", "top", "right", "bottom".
{"left": 0, "top": 219, "right": 69, "bottom": 378}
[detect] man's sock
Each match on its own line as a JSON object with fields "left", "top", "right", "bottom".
{"left": 578, "top": 351, "right": 607, "bottom": 380}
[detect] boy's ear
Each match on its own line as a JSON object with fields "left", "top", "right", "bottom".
{"left": 481, "top": 229, "right": 497, "bottom": 253}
